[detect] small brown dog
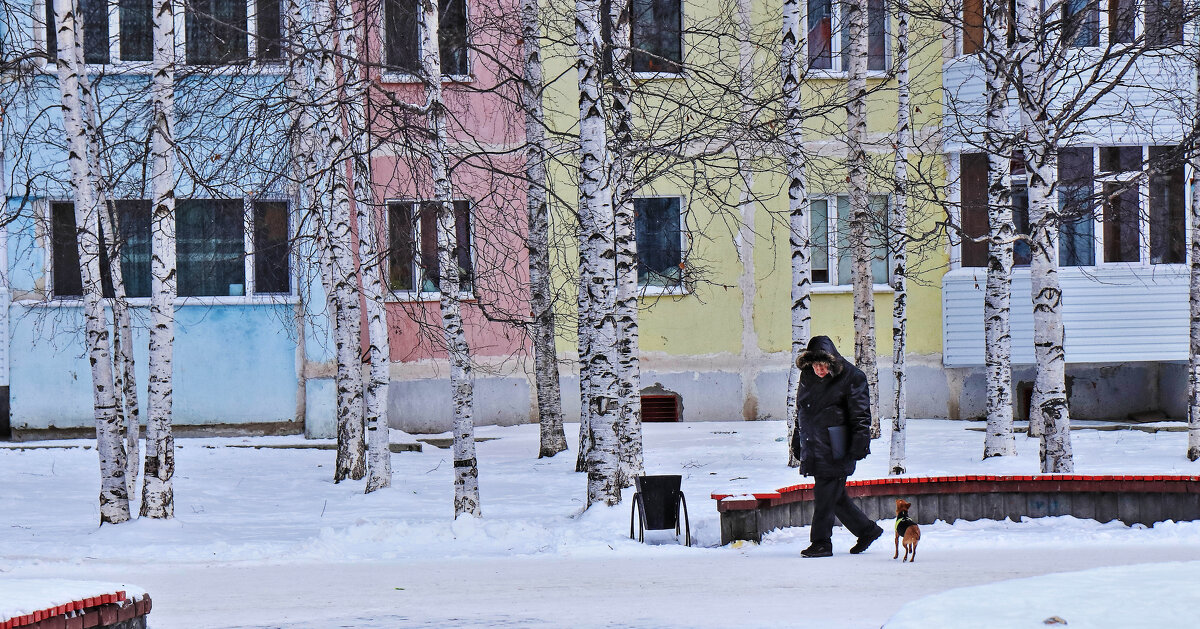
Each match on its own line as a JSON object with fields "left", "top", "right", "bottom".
{"left": 894, "top": 499, "right": 920, "bottom": 562}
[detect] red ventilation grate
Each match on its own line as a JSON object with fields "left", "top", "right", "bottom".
{"left": 642, "top": 395, "right": 680, "bottom": 422}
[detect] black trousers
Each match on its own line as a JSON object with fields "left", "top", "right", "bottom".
{"left": 811, "top": 475, "right": 876, "bottom": 543}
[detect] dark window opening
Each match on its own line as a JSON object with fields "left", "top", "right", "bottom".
{"left": 1102, "top": 182, "right": 1140, "bottom": 262}
{"left": 119, "top": 0, "right": 153, "bottom": 62}
{"left": 1108, "top": 0, "right": 1136, "bottom": 44}
{"left": 256, "top": 0, "right": 284, "bottom": 62}
{"left": 1058, "top": 147, "right": 1095, "bottom": 267}
{"left": 634, "top": 197, "right": 684, "bottom": 287}
{"left": 253, "top": 201, "right": 291, "bottom": 293}
{"left": 176, "top": 199, "right": 246, "bottom": 296}
{"left": 186, "top": 0, "right": 249, "bottom": 65}
{"left": 632, "top": 0, "right": 682, "bottom": 73}
{"left": 960, "top": 153, "right": 989, "bottom": 268}
{"left": 808, "top": 0, "right": 832, "bottom": 69}
{"left": 811, "top": 199, "right": 830, "bottom": 282}
{"left": 1149, "top": 146, "right": 1186, "bottom": 264}
{"left": 1063, "top": 0, "right": 1099, "bottom": 48}
{"left": 384, "top": 0, "right": 469, "bottom": 76}
{"left": 51, "top": 201, "right": 151, "bottom": 298}
{"left": 1146, "top": 0, "right": 1184, "bottom": 46}
{"left": 963, "top": 0, "right": 984, "bottom": 54}
{"left": 388, "top": 200, "right": 472, "bottom": 294}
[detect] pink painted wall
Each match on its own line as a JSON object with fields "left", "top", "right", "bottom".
{"left": 362, "top": 0, "right": 532, "bottom": 362}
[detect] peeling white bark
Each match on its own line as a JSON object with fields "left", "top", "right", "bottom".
{"left": 1017, "top": 0, "right": 1072, "bottom": 472}
{"left": 888, "top": 1, "right": 911, "bottom": 476}
{"left": 577, "top": 0, "right": 621, "bottom": 507}
{"left": 53, "top": 0, "right": 129, "bottom": 524}
{"left": 522, "top": 0, "right": 568, "bottom": 460}
{"left": 782, "top": 0, "right": 810, "bottom": 468}
{"left": 1188, "top": 36, "right": 1200, "bottom": 462}
{"left": 336, "top": 10, "right": 392, "bottom": 494}
{"left": 982, "top": 0, "right": 1016, "bottom": 460}
{"left": 139, "top": 0, "right": 178, "bottom": 519}
{"left": 610, "top": 0, "right": 643, "bottom": 488}
{"left": 845, "top": 0, "right": 879, "bottom": 438}
{"left": 419, "top": 0, "right": 480, "bottom": 516}
{"left": 310, "top": 0, "right": 366, "bottom": 483}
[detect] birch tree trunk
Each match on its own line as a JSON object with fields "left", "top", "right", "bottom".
{"left": 140, "top": 0, "right": 178, "bottom": 518}
{"left": 1017, "top": 0, "right": 1072, "bottom": 472}
{"left": 522, "top": 0, "right": 568, "bottom": 460}
{"left": 888, "top": 1, "right": 911, "bottom": 476}
{"left": 53, "top": 0, "right": 129, "bottom": 524}
{"left": 577, "top": 0, "right": 621, "bottom": 507}
{"left": 782, "top": 0, "right": 810, "bottom": 468}
{"left": 312, "top": 0, "right": 366, "bottom": 482}
{"left": 1188, "top": 39, "right": 1200, "bottom": 462}
{"left": 420, "top": 0, "right": 481, "bottom": 516}
{"left": 337, "top": 10, "right": 393, "bottom": 493}
{"left": 982, "top": 0, "right": 1016, "bottom": 459}
{"left": 610, "top": 0, "right": 643, "bottom": 487}
{"left": 845, "top": 0, "right": 879, "bottom": 437}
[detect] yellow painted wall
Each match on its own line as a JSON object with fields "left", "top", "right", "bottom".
{"left": 541, "top": 3, "right": 949, "bottom": 361}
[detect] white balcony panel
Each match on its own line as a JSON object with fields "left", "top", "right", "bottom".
{"left": 943, "top": 51, "right": 1193, "bottom": 152}
{"left": 942, "top": 265, "right": 1189, "bottom": 367}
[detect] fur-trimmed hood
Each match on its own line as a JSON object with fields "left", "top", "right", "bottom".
{"left": 796, "top": 335, "right": 845, "bottom": 375}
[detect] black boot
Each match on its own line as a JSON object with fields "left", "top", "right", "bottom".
{"left": 849, "top": 524, "right": 884, "bottom": 554}
{"left": 801, "top": 541, "right": 833, "bottom": 558}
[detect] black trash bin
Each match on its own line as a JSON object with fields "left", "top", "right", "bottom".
{"left": 630, "top": 474, "right": 691, "bottom": 546}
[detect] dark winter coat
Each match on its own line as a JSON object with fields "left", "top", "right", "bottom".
{"left": 792, "top": 336, "right": 873, "bottom": 478}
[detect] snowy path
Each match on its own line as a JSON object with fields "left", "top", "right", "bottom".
{"left": 5, "top": 420, "right": 1200, "bottom": 627}
{"left": 15, "top": 546, "right": 1200, "bottom": 628}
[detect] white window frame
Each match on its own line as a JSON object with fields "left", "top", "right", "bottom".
{"left": 34, "top": 0, "right": 286, "bottom": 71}
{"left": 40, "top": 196, "right": 296, "bottom": 306}
{"left": 385, "top": 198, "right": 476, "bottom": 302}
{"left": 808, "top": 193, "right": 893, "bottom": 292}
{"left": 632, "top": 194, "right": 690, "bottom": 297}
{"left": 807, "top": 0, "right": 890, "bottom": 77}
{"left": 379, "top": 0, "right": 473, "bottom": 84}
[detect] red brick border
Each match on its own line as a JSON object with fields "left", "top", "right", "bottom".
{"left": 1, "top": 593, "right": 151, "bottom": 629}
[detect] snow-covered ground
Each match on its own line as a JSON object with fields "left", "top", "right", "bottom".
{"left": 3, "top": 419, "right": 1199, "bottom": 628}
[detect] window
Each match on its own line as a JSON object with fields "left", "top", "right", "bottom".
{"left": 810, "top": 195, "right": 890, "bottom": 285}
{"left": 1098, "top": 146, "right": 1142, "bottom": 263}
{"left": 808, "top": 0, "right": 887, "bottom": 72}
{"left": 1108, "top": 0, "right": 1137, "bottom": 44}
{"left": 634, "top": 197, "right": 684, "bottom": 288}
{"left": 961, "top": 0, "right": 984, "bottom": 55}
{"left": 384, "top": 0, "right": 469, "bottom": 76}
{"left": 50, "top": 200, "right": 151, "bottom": 298}
{"left": 632, "top": 0, "right": 682, "bottom": 73}
{"left": 120, "top": 0, "right": 153, "bottom": 62}
{"left": 1148, "top": 147, "right": 1186, "bottom": 264}
{"left": 1146, "top": 0, "right": 1183, "bottom": 46}
{"left": 957, "top": 153, "right": 1032, "bottom": 268}
{"left": 253, "top": 201, "right": 291, "bottom": 293}
{"left": 1058, "top": 147, "right": 1095, "bottom": 267}
{"left": 44, "top": 0, "right": 110, "bottom": 63}
{"left": 387, "top": 200, "right": 473, "bottom": 295}
{"left": 42, "top": 0, "right": 282, "bottom": 65}
{"left": 1063, "top": 0, "right": 1099, "bottom": 48}
{"left": 186, "top": 0, "right": 248, "bottom": 64}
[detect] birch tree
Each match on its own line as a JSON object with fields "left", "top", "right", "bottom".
{"left": 981, "top": 0, "right": 1016, "bottom": 459}
{"left": 887, "top": 0, "right": 912, "bottom": 475}
{"left": 1015, "top": 0, "right": 1072, "bottom": 472}
{"left": 576, "top": 0, "right": 621, "bottom": 507}
{"left": 845, "top": 0, "right": 880, "bottom": 437}
{"left": 610, "top": 0, "right": 644, "bottom": 487}
{"left": 140, "top": 0, "right": 178, "bottom": 517}
{"left": 521, "top": 0, "right": 569, "bottom": 459}
{"left": 419, "top": 0, "right": 481, "bottom": 517}
{"left": 1189, "top": 26, "right": 1200, "bottom": 462}
{"left": 336, "top": 9, "right": 393, "bottom": 493}
{"left": 311, "top": 0, "right": 367, "bottom": 483}
{"left": 52, "top": 0, "right": 129, "bottom": 524}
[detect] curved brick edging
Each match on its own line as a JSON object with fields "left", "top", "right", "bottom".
{"left": 1, "top": 592, "right": 151, "bottom": 629}
{"left": 711, "top": 475, "right": 1200, "bottom": 545}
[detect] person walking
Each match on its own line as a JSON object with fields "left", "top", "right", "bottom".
{"left": 792, "top": 335, "right": 884, "bottom": 557}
